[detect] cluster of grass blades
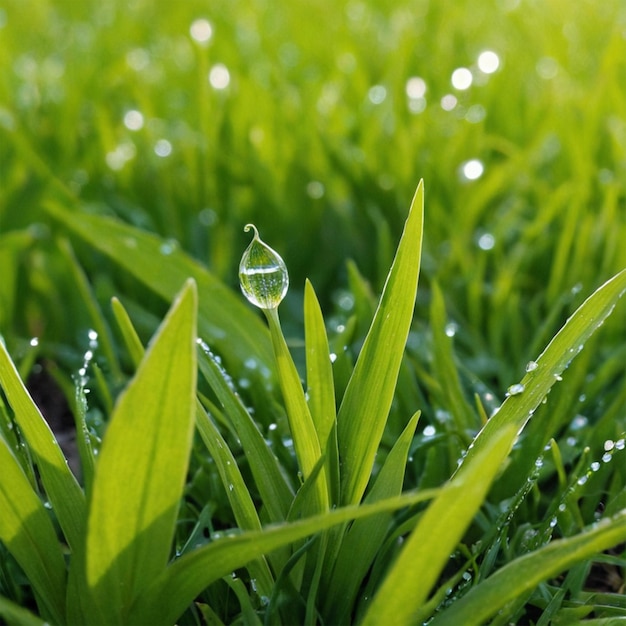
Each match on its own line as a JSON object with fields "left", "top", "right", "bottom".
{"left": 1, "top": 182, "right": 625, "bottom": 625}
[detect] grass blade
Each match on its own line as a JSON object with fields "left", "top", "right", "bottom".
{"left": 83, "top": 280, "right": 197, "bottom": 624}
{"left": 197, "top": 342, "right": 294, "bottom": 522}
{"left": 46, "top": 202, "right": 274, "bottom": 377}
{"left": 361, "top": 423, "right": 518, "bottom": 626}
{"left": 0, "top": 438, "right": 66, "bottom": 624}
{"left": 460, "top": 268, "right": 626, "bottom": 472}
{"left": 128, "top": 488, "right": 441, "bottom": 626}
{"left": 337, "top": 181, "right": 424, "bottom": 505}
{"left": 428, "top": 509, "right": 626, "bottom": 626}
{"left": 0, "top": 339, "right": 86, "bottom": 552}
{"left": 323, "top": 411, "right": 420, "bottom": 624}
{"left": 265, "top": 307, "right": 329, "bottom": 514}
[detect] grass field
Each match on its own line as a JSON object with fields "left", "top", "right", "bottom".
{"left": 1, "top": 0, "right": 625, "bottom": 624}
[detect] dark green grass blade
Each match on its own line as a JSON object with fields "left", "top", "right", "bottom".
{"left": 127, "top": 488, "right": 441, "bottom": 626}
{"left": 323, "top": 411, "right": 420, "bottom": 624}
{"left": 0, "top": 437, "right": 66, "bottom": 625}
{"left": 82, "top": 280, "right": 197, "bottom": 624}
{"left": 46, "top": 202, "right": 274, "bottom": 376}
{"left": 428, "top": 509, "right": 626, "bottom": 626}
{"left": 337, "top": 181, "right": 424, "bottom": 505}
{"left": 0, "top": 339, "right": 86, "bottom": 552}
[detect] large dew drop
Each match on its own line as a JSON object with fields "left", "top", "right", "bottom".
{"left": 239, "top": 224, "right": 289, "bottom": 310}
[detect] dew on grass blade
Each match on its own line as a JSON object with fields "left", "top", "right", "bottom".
{"left": 190, "top": 18, "right": 213, "bottom": 44}
{"left": 506, "top": 383, "right": 525, "bottom": 396}
{"left": 525, "top": 360, "right": 538, "bottom": 372}
{"left": 239, "top": 225, "right": 289, "bottom": 310}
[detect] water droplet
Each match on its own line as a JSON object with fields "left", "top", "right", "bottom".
{"left": 329, "top": 353, "right": 337, "bottom": 363}
{"left": 159, "top": 239, "right": 178, "bottom": 255}
{"left": 506, "top": 383, "right": 525, "bottom": 396}
{"left": 88, "top": 329, "right": 98, "bottom": 342}
{"left": 603, "top": 439, "right": 614, "bottom": 451}
{"left": 577, "top": 475, "right": 588, "bottom": 485}
{"left": 444, "top": 322, "right": 458, "bottom": 337}
{"left": 554, "top": 373, "right": 563, "bottom": 382}
{"left": 615, "top": 439, "right": 625, "bottom": 450}
{"left": 590, "top": 461, "right": 600, "bottom": 472}
{"left": 571, "top": 415, "right": 588, "bottom": 430}
{"left": 29, "top": 337, "right": 39, "bottom": 347}
{"left": 209, "top": 63, "right": 230, "bottom": 89}
{"left": 477, "top": 50, "right": 500, "bottom": 74}
{"left": 440, "top": 94, "right": 457, "bottom": 111}
{"left": 460, "top": 159, "right": 484, "bottom": 181}
{"left": 268, "top": 423, "right": 277, "bottom": 431}
{"left": 405, "top": 76, "right": 426, "bottom": 99}
{"left": 368, "top": 84, "right": 387, "bottom": 104}
{"left": 190, "top": 18, "right": 213, "bottom": 44}
{"left": 423, "top": 425, "right": 436, "bottom": 437}
{"left": 558, "top": 503, "right": 566, "bottom": 512}
{"left": 534, "top": 458, "right": 543, "bottom": 468}
{"left": 602, "top": 453, "right": 612, "bottom": 463}
{"left": 123, "top": 109, "right": 144, "bottom": 131}
{"left": 525, "top": 361, "right": 538, "bottom": 372}
{"left": 239, "top": 224, "right": 289, "bottom": 309}
{"left": 451, "top": 67, "right": 473, "bottom": 90}
{"left": 154, "top": 139, "right": 172, "bottom": 157}
{"left": 549, "top": 517, "right": 557, "bottom": 528}
{"left": 477, "top": 232, "right": 495, "bottom": 250}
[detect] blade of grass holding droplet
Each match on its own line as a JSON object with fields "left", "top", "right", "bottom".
{"left": 459, "top": 268, "right": 626, "bottom": 474}
{"left": 427, "top": 509, "right": 626, "bottom": 626}
{"left": 0, "top": 338, "right": 86, "bottom": 552}
{"left": 265, "top": 306, "right": 329, "bottom": 515}
{"left": 127, "top": 487, "right": 441, "bottom": 626}
{"left": 323, "top": 411, "right": 420, "bottom": 625}
{"left": 46, "top": 202, "right": 275, "bottom": 380}
{"left": 110, "top": 295, "right": 276, "bottom": 597}
{"left": 0, "top": 438, "right": 67, "bottom": 625}
{"left": 337, "top": 181, "right": 424, "bottom": 506}
{"left": 360, "top": 423, "right": 518, "bottom": 626}
{"left": 81, "top": 280, "right": 197, "bottom": 625}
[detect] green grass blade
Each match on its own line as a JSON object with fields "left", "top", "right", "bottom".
{"left": 84, "top": 280, "right": 197, "bottom": 624}
{"left": 337, "top": 180, "right": 424, "bottom": 505}
{"left": 197, "top": 342, "right": 294, "bottom": 522}
{"left": 0, "top": 593, "right": 51, "bottom": 626}
{"left": 0, "top": 438, "right": 66, "bottom": 625}
{"left": 430, "top": 282, "right": 478, "bottom": 437}
{"left": 324, "top": 411, "right": 420, "bottom": 625}
{"left": 111, "top": 295, "right": 275, "bottom": 597}
{"left": 428, "top": 509, "right": 626, "bottom": 626}
{"left": 361, "top": 423, "right": 518, "bottom": 626}
{"left": 265, "top": 307, "right": 329, "bottom": 514}
{"left": 304, "top": 279, "right": 336, "bottom": 449}
{"left": 46, "top": 202, "right": 274, "bottom": 376}
{"left": 460, "top": 268, "right": 626, "bottom": 472}
{"left": 0, "top": 339, "right": 86, "bottom": 552}
{"left": 127, "top": 488, "right": 441, "bottom": 626}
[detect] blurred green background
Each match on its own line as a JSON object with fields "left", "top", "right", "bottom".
{"left": 1, "top": 0, "right": 625, "bottom": 386}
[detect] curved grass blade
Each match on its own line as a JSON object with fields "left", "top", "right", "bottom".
{"left": 0, "top": 438, "right": 66, "bottom": 625}
{"left": 427, "top": 509, "right": 626, "bottom": 626}
{"left": 0, "top": 339, "right": 86, "bottom": 552}
{"left": 83, "top": 280, "right": 197, "bottom": 624}
{"left": 337, "top": 181, "right": 424, "bottom": 506}
{"left": 127, "top": 489, "right": 441, "bottom": 626}
{"left": 361, "top": 423, "right": 518, "bottom": 626}
{"left": 0, "top": 594, "right": 50, "bottom": 626}
{"left": 45, "top": 202, "right": 274, "bottom": 377}
{"left": 459, "top": 268, "right": 626, "bottom": 473}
